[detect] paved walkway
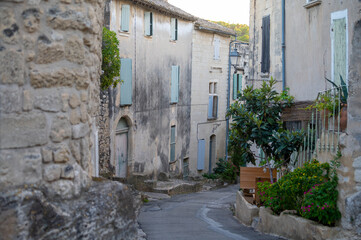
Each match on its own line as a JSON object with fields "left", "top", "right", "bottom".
{"left": 138, "top": 184, "right": 284, "bottom": 240}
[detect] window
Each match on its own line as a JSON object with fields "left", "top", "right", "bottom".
{"left": 120, "top": 58, "right": 132, "bottom": 105}
{"left": 261, "top": 15, "right": 270, "bottom": 73}
{"left": 171, "top": 18, "right": 178, "bottom": 40}
{"left": 208, "top": 81, "right": 218, "bottom": 119}
{"left": 304, "top": 0, "right": 322, "bottom": 8}
{"left": 171, "top": 66, "right": 179, "bottom": 103}
{"left": 233, "top": 74, "right": 242, "bottom": 100}
{"left": 121, "top": 4, "right": 130, "bottom": 32}
{"left": 144, "top": 12, "right": 153, "bottom": 36}
{"left": 170, "top": 126, "right": 176, "bottom": 162}
{"left": 214, "top": 38, "right": 220, "bottom": 60}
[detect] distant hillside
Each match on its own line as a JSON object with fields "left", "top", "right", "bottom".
{"left": 212, "top": 21, "right": 249, "bottom": 42}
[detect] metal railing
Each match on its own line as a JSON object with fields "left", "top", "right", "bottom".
{"left": 290, "top": 86, "right": 346, "bottom": 168}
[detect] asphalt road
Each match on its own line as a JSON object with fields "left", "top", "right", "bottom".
{"left": 138, "top": 184, "right": 284, "bottom": 240}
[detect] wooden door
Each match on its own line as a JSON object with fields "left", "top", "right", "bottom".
{"left": 115, "top": 132, "right": 128, "bottom": 178}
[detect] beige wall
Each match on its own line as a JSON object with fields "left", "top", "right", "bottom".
{"left": 109, "top": 0, "right": 193, "bottom": 179}
{"left": 189, "top": 30, "right": 231, "bottom": 176}
{"left": 285, "top": 0, "right": 361, "bottom": 102}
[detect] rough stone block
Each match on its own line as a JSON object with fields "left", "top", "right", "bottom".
{"left": 50, "top": 180, "right": 75, "bottom": 199}
{"left": 50, "top": 115, "right": 72, "bottom": 143}
{"left": 80, "top": 91, "right": 88, "bottom": 102}
{"left": 72, "top": 123, "right": 89, "bottom": 139}
{"left": 43, "top": 164, "right": 62, "bottom": 182}
{"left": 61, "top": 93, "right": 69, "bottom": 112}
{"left": 30, "top": 68, "right": 75, "bottom": 88}
{"left": 69, "top": 140, "right": 81, "bottom": 163}
{"left": 70, "top": 109, "right": 80, "bottom": 125}
{"left": 353, "top": 156, "right": 361, "bottom": 169}
{"left": 0, "top": 113, "right": 47, "bottom": 149}
{"left": 34, "top": 90, "right": 61, "bottom": 112}
{"left": 75, "top": 70, "right": 89, "bottom": 90}
{"left": 36, "top": 39, "right": 64, "bottom": 64}
{"left": 355, "top": 169, "right": 361, "bottom": 183}
{"left": 0, "top": 8, "right": 19, "bottom": 45}
{"left": 54, "top": 145, "right": 70, "bottom": 163}
{"left": 65, "top": 38, "right": 85, "bottom": 64}
{"left": 80, "top": 137, "right": 90, "bottom": 170}
{"left": 0, "top": 50, "right": 25, "bottom": 85}
{"left": 69, "top": 93, "right": 80, "bottom": 109}
{"left": 0, "top": 149, "right": 42, "bottom": 188}
{"left": 41, "top": 147, "right": 53, "bottom": 163}
{"left": 61, "top": 165, "right": 75, "bottom": 179}
{"left": 46, "top": 6, "right": 92, "bottom": 32}
{"left": 0, "top": 87, "right": 21, "bottom": 113}
{"left": 22, "top": 8, "right": 40, "bottom": 33}
{"left": 80, "top": 104, "right": 88, "bottom": 123}
{"left": 345, "top": 191, "right": 361, "bottom": 234}
{"left": 23, "top": 90, "right": 33, "bottom": 111}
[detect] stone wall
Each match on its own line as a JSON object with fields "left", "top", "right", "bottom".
{"left": 0, "top": 0, "right": 103, "bottom": 198}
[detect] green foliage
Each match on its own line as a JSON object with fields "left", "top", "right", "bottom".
{"left": 258, "top": 158, "right": 341, "bottom": 226}
{"left": 212, "top": 158, "right": 238, "bottom": 182}
{"left": 227, "top": 79, "right": 305, "bottom": 174}
{"left": 202, "top": 173, "right": 220, "bottom": 180}
{"left": 101, "top": 27, "right": 121, "bottom": 90}
{"left": 211, "top": 21, "right": 249, "bottom": 42}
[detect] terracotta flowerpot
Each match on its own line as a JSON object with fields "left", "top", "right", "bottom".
{"left": 320, "top": 109, "right": 329, "bottom": 130}
{"left": 340, "top": 104, "right": 347, "bottom": 132}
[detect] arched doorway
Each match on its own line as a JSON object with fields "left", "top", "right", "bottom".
{"left": 115, "top": 118, "right": 129, "bottom": 178}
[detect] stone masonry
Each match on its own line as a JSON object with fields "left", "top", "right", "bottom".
{"left": 0, "top": 0, "right": 103, "bottom": 198}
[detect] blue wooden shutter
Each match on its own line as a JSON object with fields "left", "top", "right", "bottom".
{"left": 208, "top": 95, "right": 213, "bottom": 118}
{"left": 145, "top": 12, "right": 152, "bottom": 36}
{"left": 233, "top": 74, "right": 237, "bottom": 100}
{"left": 197, "top": 139, "right": 205, "bottom": 170}
{"left": 171, "top": 66, "right": 179, "bottom": 103}
{"left": 261, "top": 15, "right": 270, "bottom": 73}
{"left": 171, "top": 18, "right": 177, "bottom": 40}
{"left": 120, "top": 58, "right": 132, "bottom": 105}
{"left": 121, "top": 5, "right": 130, "bottom": 32}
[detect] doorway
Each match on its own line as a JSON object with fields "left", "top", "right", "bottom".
{"left": 115, "top": 118, "right": 128, "bottom": 178}
{"left": 209, "top": 135, "right": 216, "bottom": 174}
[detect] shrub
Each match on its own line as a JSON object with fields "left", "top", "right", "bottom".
{"left": 257, "top": 158, "right": 341, "bottom": 226}
{"left": 101, "top": 27, "right": 121, "bottom": 90}
{"left": 212, "top": 158, "right": 238, "bottom": 182}
{"left": 202, "top": 173, "right": 220, "bottom": 180}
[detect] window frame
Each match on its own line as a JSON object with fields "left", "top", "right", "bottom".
{"left": 144, "top": 11, "right": 153, "bottom": 36}
{"left": 121, "top": 4, "right": 130, "bottom": 32}
{"left": 171, "top": 18, "right": 178, "bottom": 41}
{"left": 208, "top": 81, "right": 218, "bottom": 120}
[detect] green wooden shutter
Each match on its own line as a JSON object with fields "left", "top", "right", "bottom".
{"left": 233, "top": 74, "right": 237, "bottom": 100}
{"left": 208, "top": 95, "right": 213, "bottom": 118}
{"left": 145, "top": 12, "right": 152, "bottom": 36}
{"left": 197, "top": 139, "right": 205, "bottom": 170}
{"left": 120, "top": 58, "right": 132, "bottom": 105}
{"left": 121, "top": 5, "right": 130, "bottom": 32}
{"left": 238, "top": 74, "right": 242, "bottom": 93}
{"left": 171, "top": 66, "right": 179, "bottom": 103}
{"left": 170, "top": 126, "right": 176, "bottom": 162}
{"left": 332, "top": 17, "right": 346, "bottom": 86}
{"left": 171, "top": 18, "right": 177, "bottom": 40}
{"left": 261, "top": 15, "right": 270, "bottom": 73}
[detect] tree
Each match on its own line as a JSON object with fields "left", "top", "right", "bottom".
{"left": 101, "top": 27, "right": 121, "bottom": 90}
{"left": 226, "top": 79, "right": 304, "bottom": 182}
{"left": 212, "top": 21, "right": 249, "bottom": 42}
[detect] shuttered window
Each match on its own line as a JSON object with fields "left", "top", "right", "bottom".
{"left": 171, "top": 66, "right": 179, "bottom": 103}
{"left": 171, "top": 18, "right": 178, "bottom": 40}
{"left": 261, "top": 15, "right": 270, "bottom": 73}
{"left": 208, "top": 82, "right": 218, "bottom": 119}
{"left": 233, "top": 74, "right": 242, "bottom": 100}
{"left": 170, "top": 126, "right": 176, "bottom": 162}
{"left": 214, "top": 38, "right": 220, "bottom": 60}
{"left": 197, "top": 139, "right": 205, "bottom": 170}
{"left": 120, "top": 58, "right": 132, "bottom": 105}
{"left": 121, "top": 4, "right": 130, "bottom": 32}
{"left": 145, "top": 12, "right": 153, "bottom": 36}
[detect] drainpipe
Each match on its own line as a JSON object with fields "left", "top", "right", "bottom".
{"left": 225, "top": 37, "right": 236, "bottom": 161}
{"left": 282, "top": 0, "right": 286, "bottom": 91}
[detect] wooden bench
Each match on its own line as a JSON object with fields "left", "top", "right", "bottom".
{"left": 239, "top": 167, "right": 277, "bottom": 204}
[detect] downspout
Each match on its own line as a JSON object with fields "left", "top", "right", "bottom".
{"left": 282, "top": 0, "right": 286, "bottom": 91}
{"left": 225, "top": 37, "right": 236, "bottom": 161}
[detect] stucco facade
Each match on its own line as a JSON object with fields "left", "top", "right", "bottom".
{"left": 188, "top": 20, "right": 235, "bottom": 177}
{"left": 103, "top": 0, "right": 196, "bottom": 181}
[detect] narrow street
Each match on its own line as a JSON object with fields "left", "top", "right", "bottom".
{"left": 139, "top": 185, "right": 284, "bottom": 240}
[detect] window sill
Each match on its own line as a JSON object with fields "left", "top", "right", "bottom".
{"left": 260, "top": 72, "right": 269, "bottom": 78}
{"left": 170, "top": 102, "right": 178, "bottom": 105}
{"left": 169, "top": 40, "right": 177, "bottom": 43}
{"left": 144, "top": 35, "right": 153, "bottom": 39}
{"left": 304, "top": 0, "right": 321, "bottom": 9}
{"left": 207, "top": 117, "right": 218, "bottom": 121}
{"left": 118, "top": 30, "right": 130, "bottom": 37}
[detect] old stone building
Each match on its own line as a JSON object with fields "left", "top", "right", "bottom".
{"left": 0, "top": 0, "right": 140, "bottom": 238}
{"left": 189, "top": 19, "right": 235, "bottom": 177}
{"left": 249, "top": 0, "right": 361, "bottom": 235}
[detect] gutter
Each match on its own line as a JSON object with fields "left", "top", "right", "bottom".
{"left": 282, "top": 0, "right": 286, "bottom": 91}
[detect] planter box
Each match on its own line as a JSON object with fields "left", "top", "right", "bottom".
{"left": 235, "top": 191, "right": 259, "bottom": 226}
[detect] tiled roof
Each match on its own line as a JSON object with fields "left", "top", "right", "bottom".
{"left": 195, "top": 18, "right": 236, "bottom": 36}
{"left": 129, "top": 0, "right": 197, "bottom": 21}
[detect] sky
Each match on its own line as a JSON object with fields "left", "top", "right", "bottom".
{"left": 168, "top": 0, "right": 250, "bottom": 25}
